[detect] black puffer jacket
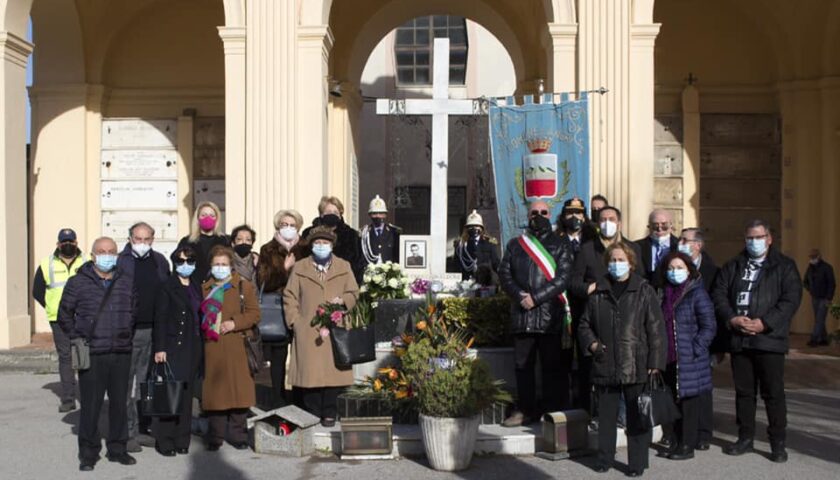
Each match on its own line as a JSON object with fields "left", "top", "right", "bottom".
{"left": 498, "top": 230, "right": 573, "bottom": 336}
{"left": 578, "top": 274, "right": 666, "bottom": 386}
{"left": 711, "top": 247, "right": 802, "bottom": 354}
{"left": 57, "top": 262, "right": 138, "bottom": 354}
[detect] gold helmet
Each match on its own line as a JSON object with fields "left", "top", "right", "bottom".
{"left": 368, "top": 195, "right": 388, "bottom": 214}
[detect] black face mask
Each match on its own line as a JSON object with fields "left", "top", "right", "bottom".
{"left": 562, "top": 216, "right": 583, "bottom": 232}
{"left": 321, "top": 214, "right": 341, "bottom": 227}
{"left": 591, "top": 208, "right": 601, "bottom": 222}
{"left": 59, "top": 243, "right": 77, "bottom": 257}
{"left": 371, "top": 217, "right": 384, "bottom": 227}
{"left": 233, "top": 244, "right": 252, "bottom": 258}
{"left": 528, "top": 215, "right": 552, "bottom": 235}
{"left": 468, "top": 227, "right": 482, "bottom": 238}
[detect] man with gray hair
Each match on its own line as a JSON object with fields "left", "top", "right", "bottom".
{"left": 712, "top": 220, "right": 801, "bottom": 463}
{"left": 635, "top": 209, "right": 679, "bottom": 286}
{"left": 117, "top": 222, "right": 170, "bottom": 452}
{"left": 58, "top": 237, "right": 138, "bottom": 471}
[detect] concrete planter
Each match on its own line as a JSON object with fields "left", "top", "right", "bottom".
{"left": 419, "top": 413, "right": 480, "bottom": 471}
{"left": 475, "top": 347, "right": 516, "bottom": 393}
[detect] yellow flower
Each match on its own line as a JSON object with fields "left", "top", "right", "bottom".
{"left": 388, "top": 369, "right": 399, "bottom": 381}
{"left": 394, "top": 347, "right": 407, "bottom": 357}
{"left": 394, "top": 389, "right": 408, "bottom": 400}
{"left": 373, "top": 379, "right": 383, "bottom": 392}
{"left": 466, "top": 337, "right": 475, "bottom": 349}
{"left": 416, "top": 320, "right": 427, "bottom": 331}
{"left": 377, "top": 367, "right": 393, "bottom": 375}
{"left": 427, "top": 305, "right": 436, "bottom": 315}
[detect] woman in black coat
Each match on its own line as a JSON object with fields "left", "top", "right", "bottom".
{"left": 151, "top": 246, "right": 204, "bottom": 456}
{"left": 177, "top": 201, "right": 229, "bottom": 284}
{"left": 578, "top": 242, "right": 666, "bottom": 477}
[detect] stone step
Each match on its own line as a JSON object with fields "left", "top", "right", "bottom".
{"left": 0, "top": 349, "right": 58, "bottom": 373}
{"left": 311, "top": 422, "right": 663, "bottom": 457}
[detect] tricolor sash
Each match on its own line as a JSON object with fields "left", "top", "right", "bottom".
{"left": 517, "top": 233, "right": 573, "bottom": 343}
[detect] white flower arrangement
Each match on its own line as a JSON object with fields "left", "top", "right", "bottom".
{"left": 362, "top": 261, "right": 410, "bottom": 300}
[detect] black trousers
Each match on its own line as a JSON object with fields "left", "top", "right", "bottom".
{"left": 206, "top": 409, "right": 248, "bottom": 447}
{"left": 697, "top": 389, "right": 714, "bottom": 444}
{"left": 293, "top": 386, "right": 344, "bottom": 419}
{"left": 596, "top": 383, "right": 651, "bottom": 471}
{"left": 153, "top": 380, "right": 195, "bottom": 451}
{"left": 661, "top": 363, "right": 701, "bottom": 449}
{"left": 78, "top": 352, "right": 131, "bottom": 462}
{"left": 50, "top": 322, "right": 77, "bottom": 403}
{"left": 266, "top": 343, "right": 289, "bottom": 408}
{"left": 573, "top": 356, "right": 595, "bottom": 416}
{"left": 513, "top": 333, "right": 572, "bottom": 417}
{"left": 731, "top": 350, "right": 786, "bottom": 443}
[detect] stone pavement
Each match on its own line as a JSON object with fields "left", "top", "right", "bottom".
{"left": 0, "top": 363, "right": 838, "bottom": 480}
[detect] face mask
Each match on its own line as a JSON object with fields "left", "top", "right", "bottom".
{"left": 211, "top": 265, "right": 231, "bottom": 280}
{"left": 468, "top": 227, "right": 482, "bottom": 238}
{"left": 591, "top": 208, "right": 601, "bottom": 221}
{"left": 321, "top": 214, "right": 341, "bottom": 227}
{"left": 562, "top": 216, "right": 583, "bottom": 232}
{"left": 59, "top": 243, "right": 77, "bottom": 257}
{"left": 528, "top": 215, "right": 552, "bottom": 235}
{"left": 371, "top": 217, "right": 384, "bottom": 227}
{"left": 131, "top": 242, "right": 151, "bottom": 257}
{"left": 233, "top": 244, "right": 252, "bottom": 258}
{"left": 746, "top": 238, "right": 767, "bottom": 258}
{"left": 678, "top": 244, "right": 693, "bottom": 256}
{"left": 599, "top": 220, "right": 618, "bottom": 238}
{"left": 608, "top": 261, "right": 630, "bottom": 280}
{"left": 199, "top": 216, "right": 217, "bottom": 231}
{"left": 653, "top": 234, "right": 671, "bottom": 245}
{"left": 176, "top": 263, "right": 195, "bottom": 278}
{"left": 667, "top": 269, "right": 689, "bottom": 285}
{"left": 279, "top": 226, "right": 298, "bottom": 241}
{"left": 94, "top": 254, "right": 118, "bottom": 273}
{"left": 312, "top": 243, "right": 333, "bottom": 260}
{"left": 809, "top": 258, "right": 819, "bottom": 265}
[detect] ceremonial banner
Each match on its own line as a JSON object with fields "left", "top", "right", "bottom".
{"left": 489, "top": 94, "right": 590, "bottom": 246}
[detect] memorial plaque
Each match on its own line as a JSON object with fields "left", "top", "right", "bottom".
{"left": 700, "top": 114, "right": 780, "bottom": 146}
{"left": 102, "top": 119, "right": 177, "bottom": 149}
{"left": 654, "top": 114, "right": 683, "bottom": 144}
{"left": 101, "top": 181, "right": 178, "bottom": 210}
{"left": 654, "top": 145, "right": 683, "bottom": 176}
{"left": 101, "top": 150, "right": 178, "bottom": 180}
{"left": 101, "top": 211, "right": 179, "bottom": 241}
{"left": 153, "top": 241, "right": 178, "bottom": 267}
{"left": 700, "top": 146, "right": 781, "bottom": 177}
{"left": 194, "top": 179, "right": 226, "bottom": 210}
{"left": 700, "top": 178, "right": 779, "bottom": 209}
{"left": 653, "top": 177, "right": 683, "bottom": 206}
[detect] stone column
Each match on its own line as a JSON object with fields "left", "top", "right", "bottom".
{"left": 547, "top": 23, "right": 577, "bottom": 94}
{"left": 327, "top": 81, "right": 362, "bottom": 226}
{"left": 0, "top": 31, "right": 34, "bottom": 348}
{"left": 218, "top": 26, "right": 246, "bottom": 228}
{"left": 681, "top": 85, "right": 700, "bottom": 229}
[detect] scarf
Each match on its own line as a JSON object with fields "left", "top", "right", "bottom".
{"left": 662, "top": 282, "right": 687, "bottom": 364}
{"left": 274, "top": 231, "right": 299, "bottom": 251}
{"left": 200, "top": 283, "right": 230, "bottom": 341}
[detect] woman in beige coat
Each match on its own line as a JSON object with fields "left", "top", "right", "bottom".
{"left": 200, "top": 245, "right": 260, "bottom": 450}
{"left": 284, "top": 226, "right": 358, "bottom": 427}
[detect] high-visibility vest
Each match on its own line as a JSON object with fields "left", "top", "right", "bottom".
{"left": 40, "top": 254, "right": 86, "bottom": 321}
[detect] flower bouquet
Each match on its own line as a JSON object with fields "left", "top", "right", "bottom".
{"left": 361, "top": 261, "right": 410, "bottom": 300}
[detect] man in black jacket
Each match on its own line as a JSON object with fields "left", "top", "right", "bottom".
{"left": 116, "top": 222, "right": 170, "bottom": 452}
{"left": 58, "top": 237, "right": 138, "bottom": 471}
{"left": 712, "top": 220, "right": 802, "bottom": 463}
{"left": 499, "top": 200, "right": 574, "bottom": 426}
{"left": 634, "top": 208, "right": 679, "bottom": 286}
{"left": 804, "top": 249, "right": 836, "bottom": 346}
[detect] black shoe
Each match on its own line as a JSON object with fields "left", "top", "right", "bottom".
{"left": 770, "top": 442, "right": 788, "bottom": 463}
{"left": 321, "top": 417, "right": 336, "bottom": 428}
{"left": 658, "top": 436, "right": 676, "bottom": 449}
{"left": 667, "top": 445, "right": 695, "bottom": 460}
{"left": 206, "top": 443, "right": 221, "bottom": 452}
{"left": 230, "top": 442, "right": 250, "bottom": 450}
{"left": 626, "top": 469, "right": 645, "bottom": 477}
{"left": 593, "top": 463, "right": 610, "bottom": 473}
{"left": 155, "top": 446, "right": 176, "bottom": 457}
{"left": 695, "top": 441, "right": 710, "bottom": 451}
{"left": 106, "top": 453, "right": 137, "bottom": 465}
{"left": 723, "top": 438, "right": 753, "bottom": 456}
{"left": 59, "top": 401, "right": 77, "bottom": 413}
{"left": 175, "top": 448, "right": 189, "bottom": 455}
{"left": 79, "top": 462, "right": 95, "bottom": 472}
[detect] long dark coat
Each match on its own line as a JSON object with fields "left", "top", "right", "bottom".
{"left": 662, "top": 279, "right": 716, "bottom": 398}
{"left": 153, "top": 275, "right": 203, "bottom": 382}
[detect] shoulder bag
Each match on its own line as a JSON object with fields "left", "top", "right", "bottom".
{"left": 239, "top": 280, "right": 264, "bottom": 375}
{"left": 70, "top": 276, "right": 118, "bottom": 371}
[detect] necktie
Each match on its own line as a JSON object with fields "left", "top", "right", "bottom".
{"left": 654, "top": 243, "right": 664, "bottom": 269}
{"left": 571, "top": 238, "right": 580, "bottom": 253}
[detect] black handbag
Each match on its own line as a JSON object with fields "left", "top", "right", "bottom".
{"left": 258, "top": 284, "right": 289, "bottom": 343}
{"left": 638, "top": 372, "right": 681, "bottom": 430}
{"left": 329, "top": 324, "right": 376, "bottom": 367}
{"left": 239, "top": 280, "right": 263, "bottom": 376}
{"left": 140, "top": 362, "right": 187, "bottom": 417}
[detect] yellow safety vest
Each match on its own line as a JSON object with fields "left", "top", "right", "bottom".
{"left": 40, "top": 254, "right": 86, "bottom": 321}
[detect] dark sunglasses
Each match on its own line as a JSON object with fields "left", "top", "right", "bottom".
{"left": 173, "top": 258, "right": 197, "bottom": 266}
{"left": 530, "top": 209, "right": 549, "bottom": 216}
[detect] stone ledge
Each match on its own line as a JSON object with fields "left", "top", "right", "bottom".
{"left": 0, "top": 350, "right": 58, "bottom": 373}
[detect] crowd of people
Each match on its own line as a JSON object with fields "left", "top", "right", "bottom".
{"left": 32, "top": 191, "right": 834, "bottom": 475}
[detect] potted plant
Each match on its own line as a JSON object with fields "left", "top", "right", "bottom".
{"left": 401, "top": 303, "right": 511, "bottom": 471}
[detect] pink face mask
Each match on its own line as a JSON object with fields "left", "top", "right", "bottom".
{"left": 199, "top": 216, "right": 217, "bottom": 231}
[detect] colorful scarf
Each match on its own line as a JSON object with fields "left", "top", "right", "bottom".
{"left": 200, "top": 283, "right": 230, "bottom": 341}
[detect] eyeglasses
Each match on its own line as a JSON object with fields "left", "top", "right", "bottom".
{"left": 745, "top": 234, "right": 768, "bottom": 241}
{"left": 173, "top": 258, "right": 197, "bottom": 266}
{"left": 649, "top": 223, "right": 671, "bottom": 231}
{"left": 530, "top": 210, "right": 549, "bottom": 217}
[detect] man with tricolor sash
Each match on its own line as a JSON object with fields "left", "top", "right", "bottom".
{"left": 499, "top": 200, "right": 575, "bottom": 427}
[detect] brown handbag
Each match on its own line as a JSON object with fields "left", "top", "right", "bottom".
{"left": 238, "top": 280, "right": 263, "bottom": 375}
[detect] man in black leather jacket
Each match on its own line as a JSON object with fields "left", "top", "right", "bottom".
{"left": 712, "top": 219, "right": 802, "bottom": 463}
{"left": 499, "top": 200, "right": 574, "bottom": 426}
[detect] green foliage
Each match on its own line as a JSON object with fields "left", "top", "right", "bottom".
{"left": 440, "top": 296, "right": 512, "bottom": 347}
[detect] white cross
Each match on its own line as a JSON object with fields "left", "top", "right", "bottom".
{"left": 376, "top": 38, "right": 477, "bottom": 277}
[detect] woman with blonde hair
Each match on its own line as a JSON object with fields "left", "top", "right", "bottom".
{"left": 178, "top": 201, "right": 229, "bottom": 283}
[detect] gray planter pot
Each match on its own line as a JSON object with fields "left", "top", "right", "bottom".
{"left": 418, "top": 413, "right": 480, "bottom": 471}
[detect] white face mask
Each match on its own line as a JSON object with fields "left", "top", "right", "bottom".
{"left": 279, "top": 226, "right": 298, "bottom": 241}
{"left": 211, "top": 265, "right": 232, "bottom": 281}
{"left": 599, "top": 220, "right": 618, "bottom": 239}
{"left": 131, "top": 242, "right": 151, "bottom": 257}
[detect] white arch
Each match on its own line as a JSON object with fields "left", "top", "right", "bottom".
{"left": 0, "top": 0, "right": 34, "bottom": 35}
